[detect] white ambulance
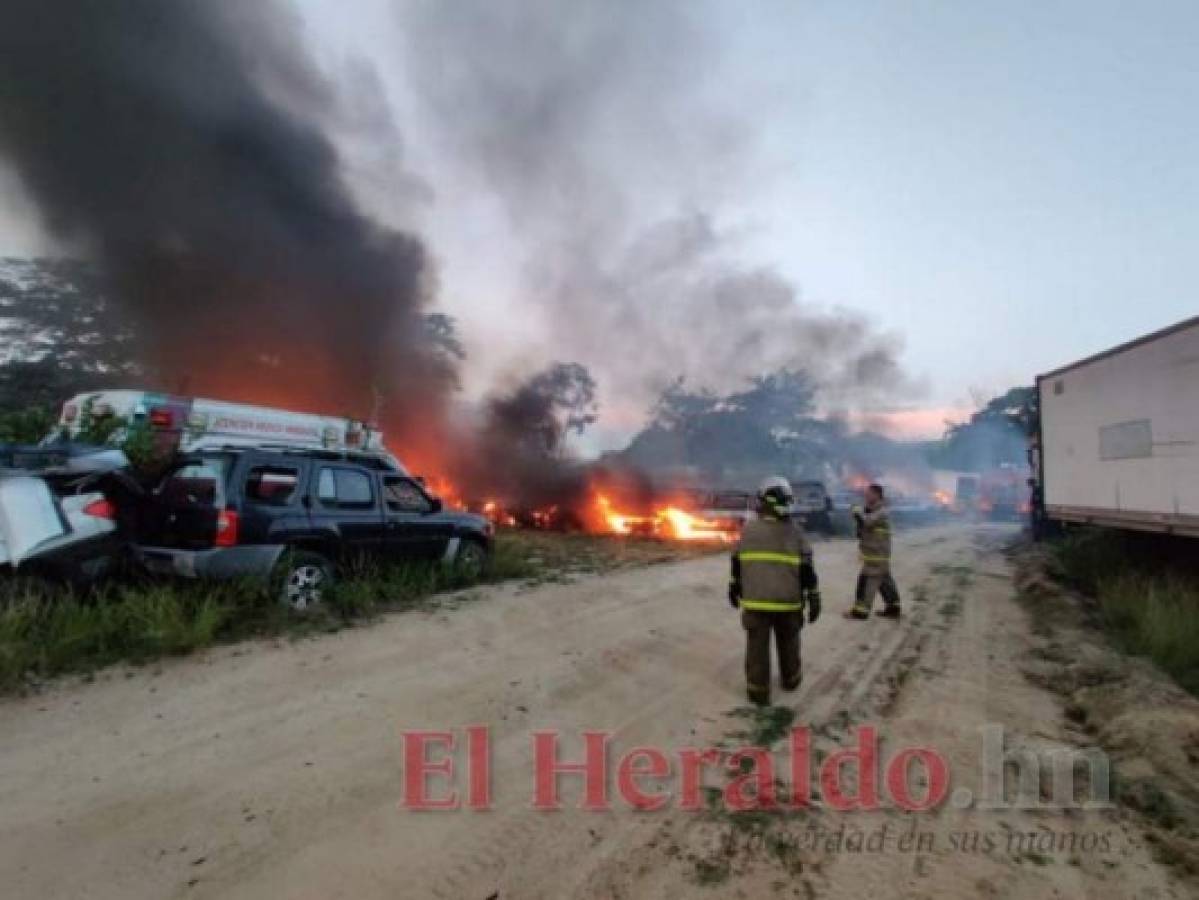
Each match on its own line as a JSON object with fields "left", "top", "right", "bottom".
{"left": 54, "top": 389, "right": 405, "bottom": 471}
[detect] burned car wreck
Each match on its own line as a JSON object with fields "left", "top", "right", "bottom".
{"left": 0, "top": 443, "right": 141, "bottom": 583}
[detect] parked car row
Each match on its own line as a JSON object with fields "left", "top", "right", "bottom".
{"left": 696, "top": 481, "right": 835, "bottom": 535}
{"left": 0, "top": 442, "right": 494, "bottom": 609}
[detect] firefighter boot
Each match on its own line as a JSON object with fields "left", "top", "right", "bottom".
{"left": 845, "top": 573, "right": 872, "bottom": 619}
{"left": 879, "top": 573, "right": 902, "bottom": 618}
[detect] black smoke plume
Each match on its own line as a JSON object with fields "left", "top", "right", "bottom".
{"left": 0, "top": 0, "right": 451, "bottom": 435}
{"left": 449, "top": 362, "right": 600, "bottom": 512}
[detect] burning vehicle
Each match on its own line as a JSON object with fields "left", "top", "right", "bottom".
{"left": 1, "top": 390, "right": 494, "bottom": 606}
{"left": 594, "top": 488, "right": 740, "bottom": 543}
{"left": 977, "top": 465, "right": 1031, "bottom": 521}
{"left": 699, "top": 490, "right": 756, "bottom": 533}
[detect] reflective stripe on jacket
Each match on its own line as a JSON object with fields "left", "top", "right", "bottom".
{"left": 858, "top": 503, "right": 892, "bottom": 575}
{"left": 735, "top": 516, "right": 813, "bottom": 613}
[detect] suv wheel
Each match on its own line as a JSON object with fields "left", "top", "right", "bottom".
{"left": 277, "top": 551, "right": 334, "bottom": 611}
{"left": 454, "top": 539, "right": 489, "bottom": 581}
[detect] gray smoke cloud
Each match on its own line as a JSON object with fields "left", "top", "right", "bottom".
{"left": 398, "top": 0, "right": 918, "bottom": 412}
{"left": 0, "top": 0, "right": 451, "bottom": 434}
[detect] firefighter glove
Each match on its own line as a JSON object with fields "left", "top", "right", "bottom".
{"left": 804, "top": 589, "right": 822, "bottom": 623}
{"left": 800, "top": 562, "right": 818, "bottom": 591}
{"left": 728, "top": 583, "right": 741, "bottom": 609}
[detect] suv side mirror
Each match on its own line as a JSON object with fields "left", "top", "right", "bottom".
{"left": 428, "top": 497, "right": 443, "bottom": 513}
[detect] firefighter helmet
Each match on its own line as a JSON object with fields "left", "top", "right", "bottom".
{"left": 757, "top": 475, "right": 794, "bottom": 507}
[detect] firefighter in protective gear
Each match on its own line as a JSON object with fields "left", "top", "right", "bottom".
{"left": 847, "top": 483, "right": 901, "bottom": 619}
{"left": 729, "top": 476, "right": 821, "bottom": 705}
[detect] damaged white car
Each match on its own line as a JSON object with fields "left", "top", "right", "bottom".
{"left": 0, "top": 445, "right": 138, "bottom": 583}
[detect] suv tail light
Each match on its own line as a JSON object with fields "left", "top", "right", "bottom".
{"left": 82, "top": 498, "right": 117, "bottom": 520}
{"left": 215, "top": 508, "right": 240, "bottom": 547}
{"left": 149, "top": 407, "right": 174, "bottom": 429}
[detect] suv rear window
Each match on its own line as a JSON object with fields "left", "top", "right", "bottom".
{"left": 158, "top": 458, "right": 228, "bottom": 508}
{"left": 245, "top": 466, "right": 300, "bottom": 506}
{"left": 317, "top": 467, "right": 375, "bottom": 509}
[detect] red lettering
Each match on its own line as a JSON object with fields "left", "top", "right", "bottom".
{"left": 886, "top": 747, "right": 949, "bottom": 812}
{"left": 617, "top": 747, "right": 671, "bottom": 811}
{"left": 401, "top": 731, "right": 458, "bottom": 810}
{"left": 532, "top": 731, "right": 609, "bottom": 811}
{"left": 788, "top": 726, "right": 812, "bottom": 808}
{"left": 820, "top": 725, "right": 880, "bottom": 811}
{"left": 677, "top": 748, "right": 721, "bottom": 811}
{"left": 467, "top": 725, "right": 492, "bottom": 810}
{"left": 724, "top": 748, "right": 776, "bottom": 811}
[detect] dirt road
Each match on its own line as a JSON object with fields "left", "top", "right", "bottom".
{"left": 0, "top": 524, "right": 1185, "bottom": 898}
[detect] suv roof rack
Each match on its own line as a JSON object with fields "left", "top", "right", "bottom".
{"left": 204, "top": 444, "right": 405, "bottom": 473}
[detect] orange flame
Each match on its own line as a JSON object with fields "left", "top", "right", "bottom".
{"left": 595, "top": 494, "right": 734, "bottom": 543}
{"left": 596, "top": 494, "right": 657, "bottom": 535}
{"left": 655, "top": 506, "right": 735, "bottom": 543}
{"left": 420, "top": 475, "right": 467, "bottom": 511}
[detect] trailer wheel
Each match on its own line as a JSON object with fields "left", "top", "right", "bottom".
{"left": 275, "top": 551, "right": 335, "bottom": 611}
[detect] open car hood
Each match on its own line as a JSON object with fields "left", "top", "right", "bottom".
{"left": 0, "top": 476, "right": 69, "bottom": 567}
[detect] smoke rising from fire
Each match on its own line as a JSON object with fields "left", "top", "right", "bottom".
{"left": 0, "top": 0, "right": 451, "bottom": 439}
{"left": 399, "top": 0, "right": 920, "bottom": 413}
{"left": 449, "top": 362, "right": 601, "bottom": 511}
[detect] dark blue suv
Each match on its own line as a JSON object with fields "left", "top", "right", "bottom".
{"left": 133, "top": 447, "right": 493, "bottom": 609}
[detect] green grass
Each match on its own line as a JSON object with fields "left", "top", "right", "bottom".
{"left": 939, "top": 593, "right": 964, "bottom": 619}
{"left": 0, "top": 579, "right": 247, "bottom": 691}
{"left": 727, "top": 704, "right": 797, "bottom": 748}
{"left": 1096, "top": 574, "right": 1199, "bottom": 694}
{"left": 692, "top": 858, "right": 731, "bottom": 885}
{"left": 0, "top": 529, "right": 712, "bottom": 694}
{"left": 1046, "top": 529, "right": 1199, "bottom": 695}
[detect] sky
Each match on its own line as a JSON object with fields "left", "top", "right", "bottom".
{"left": 2, "top": 0, "right": 1196, "bottom": 447}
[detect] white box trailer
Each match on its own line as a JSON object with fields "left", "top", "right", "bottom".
{"left": 1035, "top": 315, "right": 1199, "bottom": 537}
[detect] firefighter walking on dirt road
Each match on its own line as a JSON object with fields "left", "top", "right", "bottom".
{"left": 729, "top": 476, "right": 822, "bottom": 705}
{"left": 847, "top": 483, "right": 902, "bottom": 620}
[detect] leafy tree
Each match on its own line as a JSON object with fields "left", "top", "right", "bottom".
{"left": 929, "top": 386, "right": 1037, "bottom": 471}
{"left": 628, "top": 368, "right": 834, "bottom": 477}
{"left": 485, "top": 362, "right": 598, "bottom": 459}
{"left": 0, "top": 258, "right": 469, "bottom": 417}
{"left": 0, "top": 405, "right": 57, "bottom": 443}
